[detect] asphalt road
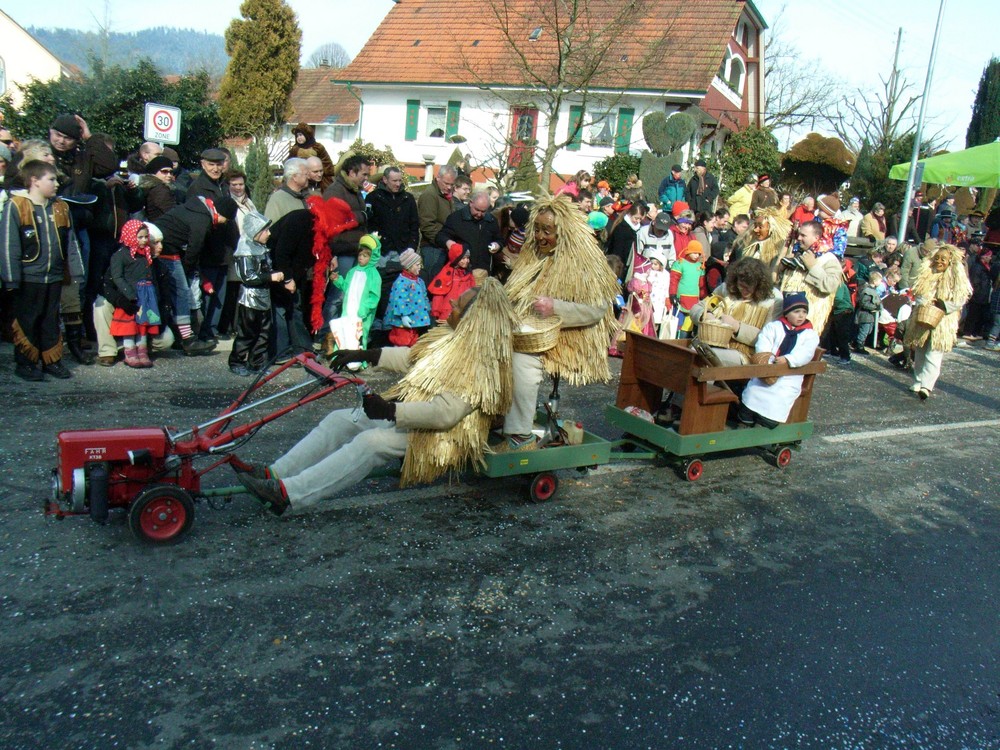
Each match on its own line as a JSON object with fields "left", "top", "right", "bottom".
{"left": 0, "top": 338, "right": 998, "bottom": 749}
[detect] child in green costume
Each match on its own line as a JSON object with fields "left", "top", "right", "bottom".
{"left": 328, "top": 233, "right": 382, "bottom": 365}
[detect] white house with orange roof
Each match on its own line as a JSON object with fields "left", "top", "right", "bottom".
{"left": 322, "top": 0, "right": 767, "bottom": 185}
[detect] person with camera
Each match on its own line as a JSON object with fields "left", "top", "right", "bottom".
{"left": 435, "top": 190, "right": 503, "bottom": 275}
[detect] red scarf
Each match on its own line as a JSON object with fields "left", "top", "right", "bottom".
{"left": 119, "top": 219, "right": 151, "bottom": 265}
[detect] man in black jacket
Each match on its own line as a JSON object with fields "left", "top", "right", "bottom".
{"left": 684, "top": 158, "right": 719, "bottom": 216}
{"left": 435, "top": 190, "right": 502, "bottom": 273}
{"left": 153, "top": 196, "right": 229, "bottom": 355}
{"left": 366, "top": 166, "right": 419, "bottom": 254}
{"left": 186, "top": 148, "right": 238, "bottom": 341}
{"left": 266, "top": 208, "right": 319, "bottom": 359}
{"left": 321, "top": 154, "right": 370, "bottom": 320}
{"left": 366, "top": 166, "right": 419, "bottom": 326}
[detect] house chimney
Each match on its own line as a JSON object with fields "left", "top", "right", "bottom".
{"left": 320, "top": 58, "right": 330, "bottom": 68}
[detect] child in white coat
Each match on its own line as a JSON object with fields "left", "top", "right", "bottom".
{"left": 739, "top": 291, "right": 820, "bottom": 428}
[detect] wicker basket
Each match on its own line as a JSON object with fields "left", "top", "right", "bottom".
{"left": 751, "top": 351, "right": 779, "bottom": 385}
{"left": 513, "top": 315, "right": 562, "bottom": 353}
{"left": 698, "top": 318, "right": 734, "bottom": 347}
{"left": 913, "top": 304, "right": 945, "bottom": 329}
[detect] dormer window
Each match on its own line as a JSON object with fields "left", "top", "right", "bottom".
{"left": 528, "top": 27, "right": 543, "bottom": 41}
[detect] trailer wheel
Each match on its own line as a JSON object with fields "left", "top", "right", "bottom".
{"left": 529, "top": 472, "right": 559, "bottom": 503}
{"left": 682, "top": 458, "right": 704, "bottom": 482}
{"left": 128, "top": 485, "right": 195, "bottom": 545}
{"left": 774, "top": 447, "right": 793, "bottom": 469}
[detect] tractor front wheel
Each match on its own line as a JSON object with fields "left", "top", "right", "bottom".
{"left": 128, "top": 485, "right": 195, "bottom": 545}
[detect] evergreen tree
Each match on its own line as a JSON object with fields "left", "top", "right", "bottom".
{"left": 0, "top": 59, "right": 221, "bottom": 163}
{"left": 719, "top": 125, "right": 782, "bottom": 197}
{"left": 242, "top": 138, "right": 275, "bottom": 205}
{"left": 218, "top": 0, "right": 302, "bottom": 137}
{"left": 966, "top": 57, "right": 1000, "bottom": 148}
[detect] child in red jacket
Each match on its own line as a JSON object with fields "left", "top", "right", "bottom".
{"left": 428, "top": 244, "right": 475, "bottom": 322}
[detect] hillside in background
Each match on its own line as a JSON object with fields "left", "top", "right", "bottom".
{"left": 29, "top": 27, "right": 228, "bottom": 76}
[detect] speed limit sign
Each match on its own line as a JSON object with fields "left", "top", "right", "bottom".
{"left": 143, "top": 102, "right": 182, "bottom": 145}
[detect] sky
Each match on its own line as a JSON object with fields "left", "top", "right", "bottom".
{"left": 3, "top": 0, "right": 997, "bottom": 151}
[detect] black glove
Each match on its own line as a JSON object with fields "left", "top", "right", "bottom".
{"left": 329, "top": 348, "right": 382, "bottom": 371}
{"left": 363, "top": 393, "right": 397, "bottom": 421}
{"left": 122, "top": 297, "right": 139, "bottom": 315}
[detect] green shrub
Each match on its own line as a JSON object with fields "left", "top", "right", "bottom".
{"left": 593, "top": 152, "right": 641, "bottom": 192}
{"left": 638, "top": 150, "right": 682, "bottom": 204}
{"left": 664, "top": 113, "right": 696, "bottom": 149}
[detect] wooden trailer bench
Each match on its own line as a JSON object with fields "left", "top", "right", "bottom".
{"left": 615, "top": 333, "right": 826, "bottom": 435}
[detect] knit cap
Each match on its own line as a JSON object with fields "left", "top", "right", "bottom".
{"left": 587, "top": 211, "right": 609, "bottom": 231}
{"left": 782, "top": 291, "right": 809, "bottom": 315}
{"left": 400, "top": 248, "right": 422, "bottom": 272}
{"left": 684, "top": 240, "right": 703, "bottom": 257}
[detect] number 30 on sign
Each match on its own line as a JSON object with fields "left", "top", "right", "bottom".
{"left": 143, "top": 103, "right": 182, "bottom": 145}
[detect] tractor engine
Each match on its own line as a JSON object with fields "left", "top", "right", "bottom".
{"left": 53, "top": 428, "right": 181, "bottom": 518}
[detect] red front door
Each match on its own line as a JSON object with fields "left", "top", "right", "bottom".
{"left": 509, "top": 107, "right": 538, "bottom": 167}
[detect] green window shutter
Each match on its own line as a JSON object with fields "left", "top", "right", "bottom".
{"left": 614, "top": 107, "right": 635, "bottom": 154}
{"left": 445, "top": 100, "right": 462, "bottom": 139}
{"left": 567, "top": 105, "right": 584, "bottom": 151}
{"left": 405, "top": 100, "right": 420, "bottom": 141}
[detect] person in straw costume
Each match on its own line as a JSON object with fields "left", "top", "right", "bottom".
{"left": 903, "top": 243, "right": 972, "bottom": 400}
{"left": 733, "top": 206, "right": 791, "bottom": 272}
{"left": 689, "top": 257, "right": 783, "bottom": 366}
{"left": 500, "top": 196, "right": 621, "bottom": 450}
{"left": 234, "top": 279, "right": 517, "bottom": 515}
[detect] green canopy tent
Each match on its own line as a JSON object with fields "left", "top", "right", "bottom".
{"left": 889, "top": 140, "right": 1000, "bottom": 187}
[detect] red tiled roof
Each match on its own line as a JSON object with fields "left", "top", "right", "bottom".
{"left": 288, "top": 68, "right": 361, "bottom": 125}
{"left": 337, "top": 0, "right": 749, "bottom": 94}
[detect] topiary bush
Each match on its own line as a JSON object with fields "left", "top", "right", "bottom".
{"left": 642, "top": 112, "right": 671, "bottom": 156}
{"left": 638, "top": 150, "right": 682, "bottom": 204}
{"left": 664, "top": 112, "right": 696, "bottom": 150}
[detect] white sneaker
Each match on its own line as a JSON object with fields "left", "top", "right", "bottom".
{"left": 910, "top": 383, "right": 922, "bottom": 392}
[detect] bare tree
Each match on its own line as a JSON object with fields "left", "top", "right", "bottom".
{"left": 460, "top": 0, "right": 680, "bottom": 189}
{"left": 305, "top": 42, "right": 352, "bottom": 69}
{"left": 763, "top": 8, "right": 841, "bottom": 133}
{"left": 829, "top": 29, "right": 946, "bottom": 156}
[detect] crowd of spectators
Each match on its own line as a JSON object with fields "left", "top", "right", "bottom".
{"left": 2, "top": 113, "right": 997, "bottom": 398}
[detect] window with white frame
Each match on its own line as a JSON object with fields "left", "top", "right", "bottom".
{"left": 728, "top": 56, "right": 745, "bottom": 94}
{"left": 588, "top": 111, "right": 615, "bottom": 147}
{"left": 0, "top": 57, "right": 6, "bottom": 97}
{"left": 426, "top": 106, "right": 447, "bottom": 138}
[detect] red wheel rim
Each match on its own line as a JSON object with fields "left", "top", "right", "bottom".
{"left": 533, "top": 475, "right": 556, "bottom": 501}
{"left": 138, "top": 497, "right": 188, "bottom": 541}
{"left": 776, "top": 448, "right": 792, "bottom": 468}
{"left": 686, "top": 460, "right": 703, "bottom": 481}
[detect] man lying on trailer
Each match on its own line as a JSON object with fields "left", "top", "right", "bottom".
{"left": 234, "top": 280, "right": 516, "bottom": 515}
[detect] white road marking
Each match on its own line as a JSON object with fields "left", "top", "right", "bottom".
{"left": 821, "top": 418, "right": 1000, "bottom": 444}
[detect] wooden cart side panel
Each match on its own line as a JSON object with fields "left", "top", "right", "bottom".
{"left": 616, "top": 334, "right": 694, "bottom": 413}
